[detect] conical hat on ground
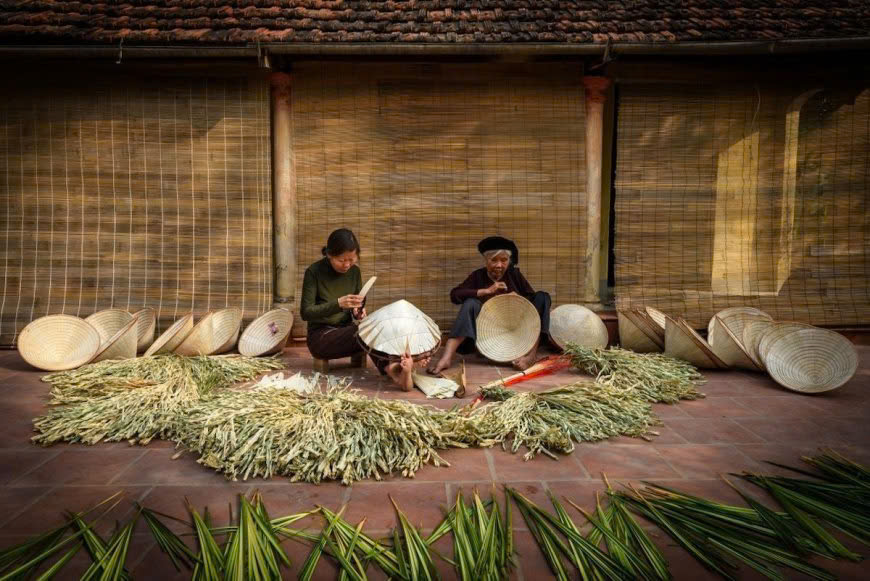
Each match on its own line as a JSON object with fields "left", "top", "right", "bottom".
{"left": 765, "top": 328, "right": 858, "bottom": 394}
{"left": 709, "top": 316, "right": 761, "bottom": 371}
{"left": 711, "top": 308, "right": 772, "bottom": 347}
{"left": 678, "top": 318, "right": 728, "bottom": 369}
{"left": 629, "top": 308, "right": 665, "bottom": 348}
{"left": 645, "top": 307, "right": 667, "bottom": 337}
{"left": 549, "top": 304, "right": 608, "bottom": 350}
{"left": 132, "top": 308, "right": 156, "bottom": 352}
{"left": 664, "top": 316, "right": 725, "bottom": 369}
{"left": 617, "top": 310, "right": 662, "bottom": 353}
{"left": 357, "top": 299, "right": 441, "bottom": 357}
{"left": 475, "top": 294, "right": 540, "bottom": 362}
{"left": 757, "top": 322, "right": 818, "bottom": 363}
{"left": 91, "top": 316, "right": 139, "bottom": 363}
{"left": 17, "top": 314, "right": 101, "bottom": 371}
{"left": 239, "top": 309, "right": 293, "bottom": 357}
{"left": 174, "top": 313, "right": 216, "bottom": 356}
{"left": 145, "top": 313, "right": 194, "bottom": 357}
{"left": 211, "top": 308, "right": 244, "bottom": 354}
{"left": 85, "top": 309, "right": 134, "bottom": 344}
{"left": 742, "top": 319, "right": 778, "bottom": 370}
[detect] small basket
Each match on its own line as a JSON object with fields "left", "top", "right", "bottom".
{"left": 549, "top": 304, "right": 608, "bottom": 350}
{"left": 91, "top": 316, "right": 139, "bottom": 363}
{"left": 131, "top": 308, "right": 156, "bottom": 352}
{"left": 144, "top": 313, "right": 194, "bottom": 357}
{"left": 475, "top": 294, "right": 541, "bottom": 363}
{"left": 17, "top": 314, "right": 102, "bottom": 371}
{"left": 238, "top": 309, "right": 294, "bottom": 357}
{"left": 84, "top": 309, "right": 134, "bottom": 344}
{"left": 764, "top": 328, "right": 858, "bottom": 394}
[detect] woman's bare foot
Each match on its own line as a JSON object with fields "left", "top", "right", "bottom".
{"left": 511, "top": 341, "right": 540, "bottom": 371}
{"left": 387, "top": 355, "right": 414, "bottom": 391}
{"left": 427, "top": 337, "right": 463, "bottom": 375}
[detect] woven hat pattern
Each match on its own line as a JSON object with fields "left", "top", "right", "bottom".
{"left": 144, "top": 314, "right": 194, "bottom": 357}
{"left": 132, "top": 308, "right": 156, "bottom": 352}
{"left": 764, "top": 328, "right": 858, "bottom": 394}
{"left": 357, "top": 300, "right": 441, "bottom": 357}
{"left": 742, "top": 319, "right": 777, "bottom": 370}
{"left": 91, "top": 317, "right": 139, "bottom": 363}
{"left": 85, "top": 309, "right": 134, "bottom": 344}
{"left": 174, "top": 313, "right": 216, "bottom": 356}
{"left": 550, "top": 304, "right": 608, "bottom": 350}
{"left": 212, "top": 308, "right": 244, "bottom": 354}
{"left": 239, "top": 309, "right": 294, "bottom": 357}
{"left": 475, "top": 294, "right": 540, "bottom": 362}
{"left": 710, "top": 309, "right": 772, "bottom": 347}
{"left": 17, "top": 314, "right": 102, "bottom": 371}
{"left": 757, "top": 322, "right": 817, "bottom": 363}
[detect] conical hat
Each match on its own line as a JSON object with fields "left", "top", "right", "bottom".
{"left": 209, "top": 308, "right": 243, "bottom": 354}
{"left": 617, "top": 310, "right": 661, "bottom": 353}
{"left": 357, "top": 300, "right": 441, "bottom": 357}
{"left": 145, "top": 313, "right": 194, "bottom": 357}
{"left": 132, "top": 308, "right": 156, "bottom": 352}
{"left": 475, "top": 294, "right": 541, "bottom": 362}
{"left": 757, "top": 322, "right": 818, "bottom": 364}
{"left": 678, "top": 318, "right": 728, "bottom": 369}
{"left": 17, "top": 314, "right": 101, "bottom": 371}
{"left": 765, "top": 328, "right": 858, "bottom": 393}
{"left": 742, "top": 319, "right": 777, "bottom": 370}
{"left": 664, "top": 316, "right": 723, "bottom": 369}
{"left": 174, "top": 312, "right": 216, "bottom": 356}
{"left": 709, "top": 308, "right": 772, "bottom": 346}
{"left": 85, "top": 309, "right": 134, "bottom": 344}
{"left": 645, "top": 307, "right": 667, "bottom": 336}
{"left": 629, "top": 308, "right": 665, "bottom": 347}
{"left": 549, "top": 304, "right": 608, "bottom": 350}
{"left": 91, "top": 317, "right": 139, "bottom": 363}
{"left": 709, "top": 316, "right": 761, "bottom": 371}
{"left": 239, "top": 309, "right": 293, "bottom": 357}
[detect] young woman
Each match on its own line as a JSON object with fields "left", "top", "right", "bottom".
{"left": 300, "top": 228, "right": 417, "bottom": 390}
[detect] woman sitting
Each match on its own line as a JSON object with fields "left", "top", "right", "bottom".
{"left": 301, "top": 228, "right": 416, "bottom": 390}
{"left": 427, "top": 236, "right": 551, "bottom": 374}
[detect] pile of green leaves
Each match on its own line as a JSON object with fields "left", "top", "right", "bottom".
{"left": 564, "top": 345, "right": 705, "bottom": 404}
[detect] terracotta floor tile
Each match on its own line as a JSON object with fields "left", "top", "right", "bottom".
{"left": 575, "top": 446, "right": 680, "bottom": 479}
{"left": 344, "top": 481, "right": 448, "bottom": 532}
{"left": 490, "top": 447, "right": 588, "bottom": 482}
{"left": 737, "top": 442, "right": 870, "bottom": 471}
{"left": 2, "top": 485, "right": 150, "bottom": 536}
{"left": 734, "top": 396, "right": 840, "bottom": 419}
{"left": 111, "top": 449, "right": 232, "bottom": 486}
{"left": 657, "top": 542, "right": 721, "bottom": 580}
{"left": 733, "top": 418, "right": 845, "bottom": 445}
{"left": 807, "top": 417, "right": 870, "bottom": 448}
{"left": 512, "top": 530, "right": 561, "bottom": 579}
{"left": 651, "top": 402, "right": 691, "bottom": 418}
{"left": 652, "top": 444, "right": 765, "bottom": 479}
{"left": 795, "top": 387, "right": 870, "bottom": 418}
{"left": 137, "top": 484, "right": 254, "bottom": 534}
{"left": 677, "top": 397, "right": 758, "bottom": 419}
{"left": 543, "top": 480, "right": 608, "bottom": 515}
{"left": 0, "top": 449, "right": 60, "bottom": 484}
{"left": 406, "top": 446, "right": 494, "bottom": 482}
{"left": 280, "top": 536, "right": 340, "bottom": 581}
{"left": 666, "top": 418, "right": 765, "bottom": 444}
{"left": 0, "top": 421, "right": 39, "bottom": 448}
{"left": 13, "top": 448, "right": 148, "bottom": 486}
{"left": 131, "top": 540, "right": 192, "bottom": 581}
{"left": 0, "top": 486, "right": 52, "bottom": 527}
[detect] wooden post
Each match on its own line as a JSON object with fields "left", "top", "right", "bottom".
{"left": 270, "top": 72, "right": 296, "bottom": 309}
{"left": 582, "top": 76, "right": 611, "bottom": 307}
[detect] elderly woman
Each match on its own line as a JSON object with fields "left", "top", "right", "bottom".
{"left": 301, "top": 228, "right": 418, "bottom": 390}
{"left": 427, "top": 236, "right": 551, "bottom": 374}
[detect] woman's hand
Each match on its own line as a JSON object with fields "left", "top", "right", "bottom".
{"left": 352, "top": 307, "right": 367, "bottom": 320}
{"left": 478, "top": 282, "right": 507, "bottom": 297}
{"left": 338, "top": 294, "right": 364, "bottom": 309}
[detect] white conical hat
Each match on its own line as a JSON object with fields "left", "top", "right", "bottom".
{"left": 617, "top": 310, "right": 662, "bottom": 353}
{"left": 550, "top": 304, "right": 608, "bottom": 350}
{"left": 357, "top": 299, "right": 441, "bottom": 357}
{"left": 709, "top": 316, "right": 761, "bottom": 371}
{"left": 664, "top": 316, "right": 725, "bottom": 369}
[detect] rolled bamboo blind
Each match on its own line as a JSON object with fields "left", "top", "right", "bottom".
{"left": 291, "top": 61, "right": 587, "bottom": 332}
{"left": 0, "top": 70, "right": 273, "bottom": 347}
{"left": 614, "top": 83, "right": 870, "bottom": 328}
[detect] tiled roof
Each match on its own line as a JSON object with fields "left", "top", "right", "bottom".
{"left": 0, "top": 1, "right": 868, "bottom": 45}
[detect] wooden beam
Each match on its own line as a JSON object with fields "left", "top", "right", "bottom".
{"left": 270, "top": 72, "right": 296, "bottom": 309}
{"left": 582, "top": 76, "right": 611, "bottom": 306}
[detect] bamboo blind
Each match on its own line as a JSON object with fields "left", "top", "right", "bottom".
{"left": 291, "top": 61, "right": 587, "bottom": 333}
{"left": 0, "top": 70, "right": 272, "bottom": 347}
{"left": 614, "top": 83, "right": 870, "bottom": 328}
